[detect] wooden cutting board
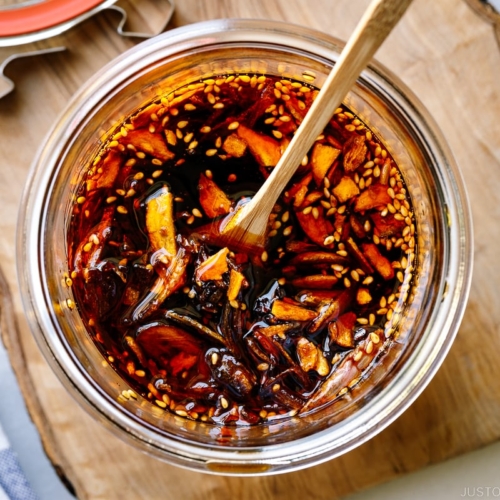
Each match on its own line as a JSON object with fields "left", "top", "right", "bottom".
{"left": 1, "top": 0, "right": 500, "bottom": 498}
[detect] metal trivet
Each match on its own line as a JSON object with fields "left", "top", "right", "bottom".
{"left": 0, "top": 0, "right": 175, "bottom": 98}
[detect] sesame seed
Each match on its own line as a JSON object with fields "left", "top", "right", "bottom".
{"left": 152, "top": 170, "right": 163, "bottom": 178}
{"left": 353, "top": 350, "right": 363, "bottom": 362}
{"left": 261, "top": 250, "right": 268, "bottom": 262}
{"left": 338, "top": 387, "right": 349, "bottom": 396}
{"left": 206, "top": 149, "right": 218, "bottom": 156}
{"left": 192, "top": 208, "right": 203, "bottom": 218}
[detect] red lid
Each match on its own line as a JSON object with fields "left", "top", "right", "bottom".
{"left": 0, "top": 0, "right": 107, "bottom": 37}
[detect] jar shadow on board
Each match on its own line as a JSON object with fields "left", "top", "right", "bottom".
{"left": 18, "top": 19, "right": 472, "bottom": 475}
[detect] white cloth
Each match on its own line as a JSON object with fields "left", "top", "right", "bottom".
{"left": 0, "top": 482, "right": 9, "bottom": 500}
{"left": 0, "top": 425, "right": 38, "bottom": 500}
{"left": 0, "top": 427, "right": 8, "bottom": 453}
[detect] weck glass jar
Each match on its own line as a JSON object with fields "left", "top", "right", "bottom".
{"left": 17, "top": 19, "right": 472, "bottom": 475}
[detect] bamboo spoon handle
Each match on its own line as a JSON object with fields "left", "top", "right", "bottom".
{"left": 228, "top": 0, "right": 413, "bottom": 244}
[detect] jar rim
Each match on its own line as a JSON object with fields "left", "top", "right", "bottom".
{"left": 17, "top": 18, "right": 473, "bottom": 475}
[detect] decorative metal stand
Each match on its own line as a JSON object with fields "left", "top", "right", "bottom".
{"left": 0, "top": 0, "right": 175, "bottom": 98}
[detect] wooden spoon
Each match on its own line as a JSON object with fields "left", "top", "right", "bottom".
{"left": 221, "top": 0, "right": 413, "bottom": 249}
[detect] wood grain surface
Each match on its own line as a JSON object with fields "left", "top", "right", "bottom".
{"left": 1, "top": 0, "right": 499, "bottom": 499}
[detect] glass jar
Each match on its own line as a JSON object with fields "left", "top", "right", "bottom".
{"left": 17, "top": 19, "right": 472, "bottom": 475}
